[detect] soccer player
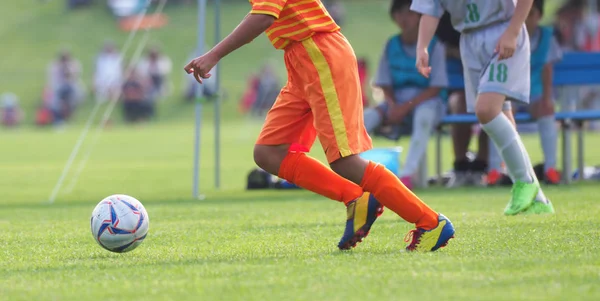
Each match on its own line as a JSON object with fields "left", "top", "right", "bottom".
{"left": 184, "top": 0, "right": 455, "bottom": 251}
{"left": 364, "top": 0, "right": 448, "bottom": 190}
{"left": 411, "top": 0, "right": 553, "bottom": 215}
{"left": 488, "top": 0, "right": 562, "bottom": 188}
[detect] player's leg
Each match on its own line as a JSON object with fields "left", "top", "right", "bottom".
{"left": 399, "top": 99, "right": 442, "bottom": 187}
{"left": 299, "top": 32, "right": 453, "bottom": 251}
{"left": 255, "top": 85, "right": 366, "bottom": 206}
{"left": 474, "top": 31, "right": 547, "bottom": 215}
{"left": 529, "top": 99, "right": 560, "bottom": 184}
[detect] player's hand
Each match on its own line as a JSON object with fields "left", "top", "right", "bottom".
{"left": 416, "top": 48, "right": 431, "bottom": 78}
{"left": 184, "top": 52, "right": 219, "bottom": 84}
{"left": 495, "top": 30, "right": 518, "bottom": 60}
{"left": 386, "top": 103, "right": 412, "bottom": 124}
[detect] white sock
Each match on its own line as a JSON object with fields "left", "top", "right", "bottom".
{"left": 400, "top": 104, "right": 436, "bottom": 177}
{"left": 488, "top": 139, "right": 503, "bottom": 171}
{"left": 481, "top": 114, "right": 534, "bottom": 183}
{"left": 537, "top": 115, "right": 558, "bottom": 171}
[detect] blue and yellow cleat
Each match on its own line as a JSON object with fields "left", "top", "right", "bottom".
{"left": 338, "top": 192, "right": 384, "bottom": 250}
{"left": 405, "top": 214, "right": 455, "bottom": 252}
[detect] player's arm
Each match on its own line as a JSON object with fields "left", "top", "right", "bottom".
{"left": 415, "top": 15, "right": 441, "bottom": 78}
{"left": 506, "top": 0, "right": 534, "bottom": 37}
{"left": 184, "top": 13, "right": 275, "bottom": 82}
{"left": 411, "top": 0, "right": 443, "bottom": 78}
{"left": 406, "top": 42, "right": 447, "bottom": 108}
{"left": 416, "top": 15, "right": 440, "bottom": 55}
{"left": 209, "top": 13, "right": 275, "bottom": 60}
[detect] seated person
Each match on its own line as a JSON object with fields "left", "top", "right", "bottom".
{"left": 363, "top": 0, "right": 448, "bottom": 189}
{"left": 488, "top": 0, "right": 563, "bottom": 185}
{"left": 436, "top": 11, "right": 489, "bottom": 187}
{"left": 1, "top": 93, "right": 24, "bottom": 128}
{"left": 121, "top": 67, "right": 153, "bottom": 123}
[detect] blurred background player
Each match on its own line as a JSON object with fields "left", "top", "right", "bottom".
{"left": 185, "top": 0, "right": 455, "bottom": 252}
{"left": 412, "top": 0, "right": 554, "bottom": 215}
{"left": 436, "top": 12, "right": 489, "bottom": 187}
{"left": 364, "top": 0, "right": 448, "bottom": 190}
{"left": 488, "top": 0, "right": 563, "bottom": 186}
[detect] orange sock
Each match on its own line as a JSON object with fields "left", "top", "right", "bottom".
{"left": 278, "top": 152, "right": 362, "bottom": 204}
{"left": 360, "top": 161, "right": 438, "bottom": 230}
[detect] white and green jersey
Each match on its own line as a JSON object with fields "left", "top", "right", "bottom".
{"left": 411, "top": 0, "right": 517, "bottom": 33}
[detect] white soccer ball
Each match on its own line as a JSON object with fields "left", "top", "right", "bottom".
{"left": 90, "top": 194, "right": 149, "bottom": 253}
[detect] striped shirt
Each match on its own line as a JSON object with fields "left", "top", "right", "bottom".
{"left": 249, "top": 0, "right": 340, "bottom": 49}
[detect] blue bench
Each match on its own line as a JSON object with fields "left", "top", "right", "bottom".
{"left": 436, "top": 51, "right": 600, "bottom": 184}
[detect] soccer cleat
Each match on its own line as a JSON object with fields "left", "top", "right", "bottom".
{"left": 544, "top": 168, "right": 561, "bottom": 185}
{"left": 338, "top": 192, "right": 384, "bottom": 250}
{"left": 522, "top": 200, "right": 555, "bottom": 215}
{"left": 503, "top": 180, "right": 539, "bottom": 215}
{"left": 405, "top": 214, "right": 455, "bottom": 252}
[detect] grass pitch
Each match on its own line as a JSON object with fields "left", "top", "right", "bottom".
{"left": 1, "top": 122, "right": 600, "bottom": 301}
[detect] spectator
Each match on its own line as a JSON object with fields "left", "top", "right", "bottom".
{"left": 363, "top": 0, "right": 448, "bottom": 189}
{"left": 555, "top": 0, "right": 600, "bottom": 130}
{"left": 121, "top": 67, "right": 152, "bottom": 123}
{"left": 435, "top": 12, "right": 489, "bottom": 187}
{"left": 137, "top": 46, "right": 172, "bottom": 101}
{"left": 94, "top": 41, "right": 123, "bottom": 102}
{"left": 251, "top": 63, "right": 280, "bottom": 116}
{"left": 47, "top": 50, "right": 85, "bottom": 123}
{"left": 1, "top": 93, "right": 24, "bottom": 128}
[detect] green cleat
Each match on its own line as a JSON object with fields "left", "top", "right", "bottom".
{"left": 522, "top": 200, "right": 555, "bottom": 215}
{"left": 503, "top": 180, "right": 538, "bottom": 215}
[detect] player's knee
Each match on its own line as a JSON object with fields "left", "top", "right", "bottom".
{"left": 330, "top": 155, "right": 369, "bottom": 185}
{"left": 253, "top": 144, "right": 288, "bottom": 175}
{"left": 475, "top": 94, "right": 504, "bottom": 123}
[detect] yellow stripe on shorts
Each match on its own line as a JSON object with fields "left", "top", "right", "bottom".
{"left": 301, "top": 37, "right": 351, "bottom": 157}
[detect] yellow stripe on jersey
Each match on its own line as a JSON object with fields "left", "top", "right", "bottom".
{"left": 301, "top": 37, "right": 351, "bottom": 157}
{"left": 250, "top": 9, "right": 280, "bottom": 18}
{"left": 252, "top": 1, "right": 284, "bottom": 10}
{"left": 271, "top": 20, "right": 335, "bottom": 45}
{"left": 266, "top": 13, "right": 328, "bottom": 36}
{"left": 277, "top": 6, "right": 321, "bottom": 23}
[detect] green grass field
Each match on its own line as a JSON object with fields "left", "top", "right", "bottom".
{"left": 2, "top": 0, "right": 600, "bottom": 300}
{"left": 2, "top": 121, "right": 600, "bottom": 301}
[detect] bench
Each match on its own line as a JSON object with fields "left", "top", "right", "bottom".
{"left": 436, "top": 51, "right": 600, "bottom": 184}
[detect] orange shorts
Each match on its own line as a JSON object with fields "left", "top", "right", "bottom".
{"left": 256, "top": 31, "right": 372, "bottom": 163}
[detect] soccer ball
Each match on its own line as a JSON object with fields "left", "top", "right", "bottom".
{"left": 90, "top": 194, "right": 149, "bottom": 253}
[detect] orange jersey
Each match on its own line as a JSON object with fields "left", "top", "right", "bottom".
{"left": 249, "top": 0, "right": 340, "bottom": 49}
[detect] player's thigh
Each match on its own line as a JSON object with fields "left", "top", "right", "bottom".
{"left": 294, "top": 32, "right": 372, "bottom": 162}
{"left": 256, "top": 85, "right": 317, "bottom": 149}
{"left": 478, "top": 34, "right": 530, "bottom": 108}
